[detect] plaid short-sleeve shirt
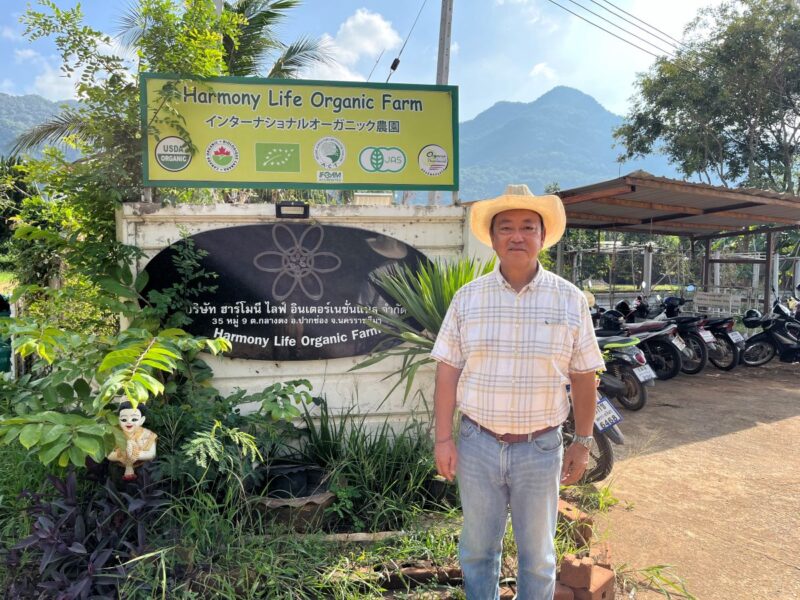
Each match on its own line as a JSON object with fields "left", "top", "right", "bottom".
{"left": 430, "top": 263, "right": 605, "bottom": 434}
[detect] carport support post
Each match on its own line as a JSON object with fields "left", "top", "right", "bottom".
{"left": 764, "top": 232, "right": 774, "bottom": 313}
{"left": 702, "top": 239, "right": 711, "bottom": 289}
{"left": 556, "top": 240, "right": 564, "bottom": 278}
{"left": 642, "top": 244, "right": 653, "bottom": 292}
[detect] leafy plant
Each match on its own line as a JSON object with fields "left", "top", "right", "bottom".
{"left": 182, "top": 420, "right": 262, "bottom": 470}
{"left": 7, "top": 469, "right": 169, "bottom": 599}
{"left": 352, "top": 256, "right": 494, "bottom": 400}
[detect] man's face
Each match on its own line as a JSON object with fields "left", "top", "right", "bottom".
{"left": 490, "top": 209, "right": 545, "bottom": 268}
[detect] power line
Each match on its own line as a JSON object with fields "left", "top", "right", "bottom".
{"left": 587, "top": 0, "right": 682, "bottom": 50}
{"left": 386, "top": 0, "right": 429, "bottom": 82}
{"left": 542, "top": 0, "right": 666, "bottom": 61}
{"left": 367, "top": 49, "right": 385, "bottom": 82}
{"left": 597, "top": 0, "right": 686, "bottom": 48}
{"left": 561, "top": 0, "right": 678, "bottom": 57}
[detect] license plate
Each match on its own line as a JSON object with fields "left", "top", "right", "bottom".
{"left": 672, "top": 335, "right": 686, "bottom": 351}
{"left": 594, "top": 396, "right": 623, "bottom": 432}
{"left": 729, "top": 331, "right": 744, "bottom": 344}
{"left": 634, "top": 364, "right": 656, "bottom": 381}
{"left": 699, "top": 329, "right": 716, "bottom": 343}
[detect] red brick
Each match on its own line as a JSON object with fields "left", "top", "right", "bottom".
{"left": 558, "top": 499, "right": 594, "bottom": 544}
{"left": 589, "top": 541, "right": 613, "bottom": 569}
{"left": 559, "top": 554, "right": 594, "bottom": 588}
{"left": 555, "top": 581, "right": 575, "bottom": 600}
{"left": 572, "top": 565, "right": 615, "bottom": 600}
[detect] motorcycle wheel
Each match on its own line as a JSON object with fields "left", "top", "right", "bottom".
{"left": 612, "top": 365, "right": 647, "bottom": 411}
{"left": 742, "top": 339, "right": 776, "bottom": 366}
{"left": 562, "top": 421, "right": 614, "bottom": 484}
{"left": 644, "top": 339, "right": 682, "bottom": 380}
{"left": 708, "top": 334, "right": 739, "bottom": 371}
{"left": 680, "top": 332, "right": 708, "bottom": 374}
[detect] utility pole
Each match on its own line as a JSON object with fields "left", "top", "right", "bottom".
{"left": 428, "top": 0, "right": 455, "bottom": 206}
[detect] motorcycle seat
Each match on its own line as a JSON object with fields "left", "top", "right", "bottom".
{"left": 597, "top": 335, "right": 639, "bottom": 349}
{"left": 626, "top": 320, "right": 671, "bottom": 333}
{"left": 704, "top": 317, "right": 732, "bottom": 328}
{"left": 669, "top": 315, "right": 702, "bottom": 325}
{"left": 594, "top": 327, "right": 625, "bottom": 337}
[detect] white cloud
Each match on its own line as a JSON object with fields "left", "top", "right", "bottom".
{"left": 529, "top": 61, "right": 556, "bottom": 79}
{"left": 32, "top": 61, "right": 77, "bottom": 101}
{"left": 0, "top": 79, "right": 15, "bottom": 94}
{"left": 302, "top": 9, "right": 401, "bottom": 81}
{"left": 14, "top": 48, "right": 41, "bottom": 64}
{"left": 450, "top": 41, "right": 460, "bottom": 56}
{"left": 1, "top": 26, "right": 20, "bottom": 41}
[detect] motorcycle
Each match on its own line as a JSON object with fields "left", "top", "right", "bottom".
{"left": 650, "top": 294, "right": 715, "bottom": 375}
{"left": 595, "top": 332, "right": 654, "bottom": 411}
{"left": 741, "top": 304, "right": 800, "bottom": 366}
{"left": 564, "top": 373, "right": 625, "bottom": 484}
{"left": 613, "top": 301, "right": 687, "bottom": 380}
{"left": 700, "top": 316, "right": 744, "bottom": 370}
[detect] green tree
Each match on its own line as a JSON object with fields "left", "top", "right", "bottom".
{"left": 615, "top": 0, "right": 800, "bottom": 193}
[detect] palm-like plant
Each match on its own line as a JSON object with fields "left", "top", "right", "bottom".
{"left": 353, "top": 257, "right": 495, "bottom": 401}
{"left": 223, "top": 0, "right": 331, "bottom": 78}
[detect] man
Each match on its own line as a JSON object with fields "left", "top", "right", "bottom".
{"left": 430, "top": 184, "right": 604, "bottom": 600}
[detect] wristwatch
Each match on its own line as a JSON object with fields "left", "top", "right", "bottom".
{"left": 571, "top": 434, "right": 594, "bottom": 449}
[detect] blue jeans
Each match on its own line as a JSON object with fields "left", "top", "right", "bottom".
{"left": 457, "top": 416, "right": 563, "bottom": 600}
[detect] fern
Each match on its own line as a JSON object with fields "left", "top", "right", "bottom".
{"left": 182, "top": 420, "right": 262, "bottom": 469}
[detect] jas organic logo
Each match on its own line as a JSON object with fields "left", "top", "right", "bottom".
{"left": 358, "top": 147, "right": 406, "bottom": 173}
{"left": 206, "top": 140, "right": 240, "bottom": 172}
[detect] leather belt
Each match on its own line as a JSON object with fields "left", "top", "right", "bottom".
{"left": 462, "top": 414, "right": 558, "bottom": 444}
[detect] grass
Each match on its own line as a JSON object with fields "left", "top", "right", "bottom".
{"left": 0, "top": 405, "right": 694, "bottom": 600}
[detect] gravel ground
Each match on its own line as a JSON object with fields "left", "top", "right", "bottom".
{"left": 597, "top": 359, "right": 800, "bottom": 600}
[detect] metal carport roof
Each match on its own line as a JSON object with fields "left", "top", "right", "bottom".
{"left": 557, "top": 170, "right": 800, "bottom": 240}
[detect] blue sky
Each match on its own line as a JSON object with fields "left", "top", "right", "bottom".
{"left": 0, "top": 0, "right": 722, "bottom": 120}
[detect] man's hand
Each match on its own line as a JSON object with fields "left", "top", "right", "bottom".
{"left": 560, "top": 443, "right": 589, "bottom": 485}
{"left": 434, "top": 438, "right": 458, "bottom": 481}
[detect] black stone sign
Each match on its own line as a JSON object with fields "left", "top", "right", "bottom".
{"left": 142, "top": 223, "right": 427, "bottom": 360}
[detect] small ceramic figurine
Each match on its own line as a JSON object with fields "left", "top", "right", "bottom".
{"left": 107, "top": 401, "right": 157, "bottom": 481}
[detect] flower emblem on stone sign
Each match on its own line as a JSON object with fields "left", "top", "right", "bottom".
{"left": 253, "top": 224, "right": 341, "bottom": 301}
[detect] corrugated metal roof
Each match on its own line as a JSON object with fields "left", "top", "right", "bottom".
{"left": 555, "top": 171, "right": 800, "bottom": 238}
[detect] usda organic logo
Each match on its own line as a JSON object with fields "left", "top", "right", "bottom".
{"left": 206, "top": 139, "right": 239, "bottom": 173}
{"left": 359, "top": 147, "right": 406, "bottom": 173}
{"left": 154, "top": 136, "right": 191, "bottom": 172}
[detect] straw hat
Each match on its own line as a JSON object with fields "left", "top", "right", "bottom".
{"left": 470, "top": 184, "right": 566, "bottom": 249}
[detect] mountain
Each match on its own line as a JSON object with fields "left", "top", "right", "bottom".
{"left": 457, "top": 86, "right": 680, "bottom": 200}
{"left": 0, "top": 93, "right": 79, "bottom": 158}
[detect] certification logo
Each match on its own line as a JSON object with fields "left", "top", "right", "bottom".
{"left": 313, "top": 137, "right": 345, "bottom": 169}
{"left": 359, "top": 147, "right": 406, "bottom": 173}
{"left": 206, "top": 139, "right": 239, "bottom": 172}
{"left": 255, "top": 143, "right": 300, "bottom": 172}
{"left": 418, "top": 144, "right": 448, "bottom": 176}
{"left": 317, "top": 171, "right": 343, "bottom": 183}
{"left": 154, "top": 136, "right": 191, "bottom": 172}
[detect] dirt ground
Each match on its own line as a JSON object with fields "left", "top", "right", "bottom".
{"left": 598, "top": 360, "right": 800, "bottom": 600}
